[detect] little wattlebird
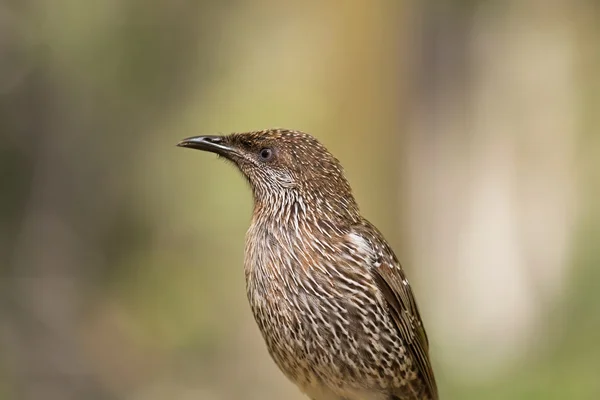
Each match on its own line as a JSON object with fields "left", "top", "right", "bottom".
{"left": 177, "top": 129, "right": 438, "bottom": 400}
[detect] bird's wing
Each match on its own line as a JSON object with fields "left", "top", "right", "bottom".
{"left": 352, "top": 221, "right": 438, "bottom": 400}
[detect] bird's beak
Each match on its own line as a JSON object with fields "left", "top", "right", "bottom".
{"left": 176, "top": 135, "right": 237, "bottom": 157}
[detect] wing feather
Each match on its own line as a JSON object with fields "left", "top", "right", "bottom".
{"left": 353, "top": 221, "right": 438, "bottom": 400}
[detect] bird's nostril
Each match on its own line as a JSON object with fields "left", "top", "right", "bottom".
{"left": 204, "top": 136, "right": 223, "bottom": 144}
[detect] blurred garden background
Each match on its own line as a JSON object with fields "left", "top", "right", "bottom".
{"left": 1, "top": 0, "right": 599, "bottom": 399}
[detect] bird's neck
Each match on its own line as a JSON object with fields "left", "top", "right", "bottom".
{"left": 251, "top": 188, "right": 360, "bottom": 231}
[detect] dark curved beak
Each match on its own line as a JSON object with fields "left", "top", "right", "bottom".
{"left": 176, "top": 135, "right": 236, "bottom": 157}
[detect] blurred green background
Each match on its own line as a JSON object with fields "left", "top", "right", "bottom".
{"left": 1, "top": 0, "right": 599, "bottom": 399}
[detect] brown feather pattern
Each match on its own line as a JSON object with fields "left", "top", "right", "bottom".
{"left": 180, "top": 129, "right": 438, "bottom": 400}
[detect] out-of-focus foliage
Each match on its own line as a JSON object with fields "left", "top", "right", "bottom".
{"left": 0, "top": 0, "right": 598, "bottom": 399}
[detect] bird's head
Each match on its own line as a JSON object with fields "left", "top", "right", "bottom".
{"left": 177, "top": 128, "right": 360, "bottom": 222}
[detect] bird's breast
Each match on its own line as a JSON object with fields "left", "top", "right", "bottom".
{"left": 243, "top": 224, "right": 417, "bottom": 396}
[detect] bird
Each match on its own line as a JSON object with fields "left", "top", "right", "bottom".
{"left": 177, "top": 129, "right": 438, "bottom": 400}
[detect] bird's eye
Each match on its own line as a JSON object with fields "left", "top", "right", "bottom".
{"left": 259, "top": 148, "right": 274, "bottom": 161}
